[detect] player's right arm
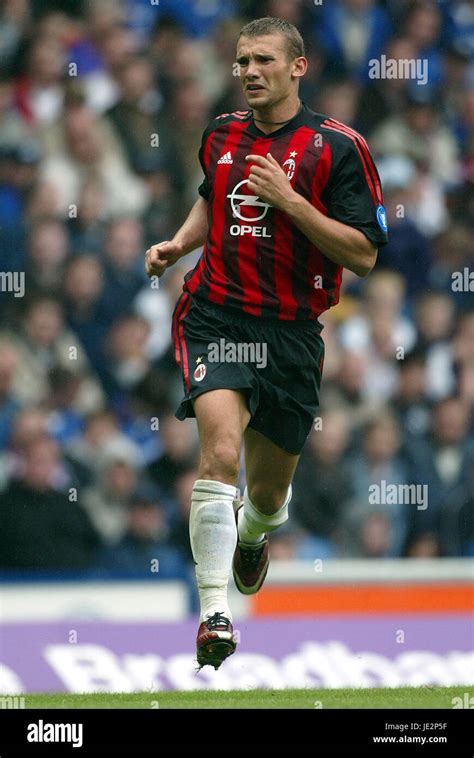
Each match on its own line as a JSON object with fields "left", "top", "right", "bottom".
{"left": 145, "top": 196, "right": 208, "bottom": 278}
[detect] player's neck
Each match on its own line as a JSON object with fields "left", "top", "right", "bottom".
{"left": 251, "top": 97, "right": 303, "bottom": 134}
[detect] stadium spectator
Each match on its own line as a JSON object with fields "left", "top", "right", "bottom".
{"left": 431, "top": 224, "right": 474, "bottom": 312}
{"left": 105, "top": 55, "right": 168, "bottom": 174}
{"left": 439, "top": 482, "right": 474, "bottom": 557}
{"left": 0, "top": 406, "right": 44, "bottom": 490}
{"left": 44, "top": 366, "right": 85, "bottom": 443}
{"left": 135, "top": 264, "right": 199, "bottom": 366}
{"left": 0, "top": 342, "right": 21, "bottom": 450}
{"left": 371, "top": 93, "right": 460, "bottom": 188}
{"left": 62, "top": 255, "right": 111, "bottom": 387}
{"left": 314, "top": 0, "right": 392, "bottom": 82}
{"left": 0, "top": 296, "right": 104, "bottom": 412}
{"left": 341, "top": 411, "right": 410, "bottom": 557}
{"left": 126, "top": 0, "right": 237, "bottom": 41}
{"left": 454, "top": 307, "right": 474, "bottom": 361}
{"left": 0, "top": 0, "right": 31, "bottom": 72}
{"left": 325, "top": 349, "right": 385, "bottom": 429}
{"left": 80, "top": 435, "right": 143, "bottom": 544}
{"left": 405, "top": 531, "right": 441, "bottom": 558}
{"left": 340, "top": 508, "right": 395, "bottom": 558}
{"left": 101, "top": 218, "right": 147, "bottom": 321}
{"left": 39, "top": 102, "right": 149, "bottom": 218}
{"left": 24, "top": 216, "right": 70, "bottom": 295}
{"left": 0, "top": 138, "right": 42, "bottom": 277}
{"left": 96, "top": 483, "right": 187, "bottom": 578}
{"left": 0, "top": 434, "right": 101, "bottom": 571}
{"left": 66, "top": 176, "right": 107, "bottom": 255}
{"left": 315, "top": 78, "right": 360, "bottom": 128}
{"left": 0, "top": 71, "right": 32, "bottom": 151}
{"left": 169, "top": 79, "right": 211, "bottom": 208}
{"left": 339, "top": 271, "right": 417, "bottom": 402}
{"left": 399, "top": 0, "right": 444, "bottom": 86}
{"left": 392, "top": 349, "right": 432, "bottom": 439}
{"left": 105, "top": 314, "right": 151, "bottom": 392}
{"left": 375, "top": 155, "right": 432, "bottom": 296}
{"left": 292, "top": 409, "right": 353, "bottom": 558}
{"left": 139, "top": 155, "right": 182, "bottom": 245}
{"left": 13, "top": 34, "right": 66, "bottom": 126}
{"left": 208, "top": 18, "right": 252, "bottom": 117}
{"left": 148, "top": 415, "right": 199, "bottom": 498}
{"left": 405, "top": 395, "right": 474, "bottom": 551}
{"left": 67, "top": 409, "right": 122, "bottom": 475}
{"left": 414, "top": 292, "right": 457, "bottom": 400}
{"left": 268, "top": 522, "right": 302, "bottom": 561}
{"left": 340, "top": 270, "right": 416, "bottom": 358}
{"left": 355, "top": 37, "right": 418, "bottom": 134}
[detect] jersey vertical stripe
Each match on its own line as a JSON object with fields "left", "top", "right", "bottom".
{"left": 257, "top": 133, "right": 296, "bottom": 315}
{"left": 321, "top": 119, "right": 382, "bottom": 207}
{"left": 273, "top": 129, "right": 331, "bottom": 320}
{"left": 288, "top": 127, "right": 327, "bottom": 320}
{"left": 238, "top": 134, "right": 273, "bottom": 316}
{"left": 206, "top": 127, "right": 236, "bottom": 304}
{"left": 194, "top": 128, "right": 221, "bottom": 302}
{"left": 310, "top": 141, "right": 336, "bottom": 315}
{"left": 221, "top": 123, "right": 262, "bottom": 310}
{"left": 324, "top": 117, "right": 383, "bottom": 205}
{"left": 172, "top": 292, "right": 192, "bottom": 391}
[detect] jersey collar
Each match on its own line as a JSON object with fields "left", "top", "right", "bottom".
{"left": 246, "top": 101, "right": 309, "bottom": 138}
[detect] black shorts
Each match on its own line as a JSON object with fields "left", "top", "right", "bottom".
{"left": 172, "top": 293, "right": 325, "bottom": 455}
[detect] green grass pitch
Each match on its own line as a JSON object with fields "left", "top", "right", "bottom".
{"left": 21, "top": 686, "right": 468, "bottom": 709}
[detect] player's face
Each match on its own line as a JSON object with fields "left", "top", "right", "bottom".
{"left": 236, "top": 34, "right": 299, "bottom": 109}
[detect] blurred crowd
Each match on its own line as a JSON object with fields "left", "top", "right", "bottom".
{"left": 0, "top": 0, "right": 473, "bottom": 580}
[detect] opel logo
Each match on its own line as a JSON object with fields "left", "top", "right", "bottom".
{"left": 227, "top": 179, "right": 271, "bottom": 222}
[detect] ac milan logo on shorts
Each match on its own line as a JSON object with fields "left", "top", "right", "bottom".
{"left": 193, "top": 363, "right": 207, "bottom": 382}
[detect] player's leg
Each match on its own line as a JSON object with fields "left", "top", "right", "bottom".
{"left": 231, "top": 317, "right": 324, "bottom": 594}
{"left": 244, "top": 425, "right": 299, "bottom": 525}
{"left": 190, "top": 389, "right": 250, "bottom": 668}
{"left": 232, "top": 427, "right": 299, "bottom": 594}
{"left": 194, "top": 388, "right": 250, "bottom": 484}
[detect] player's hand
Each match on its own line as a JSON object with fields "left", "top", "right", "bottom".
{"left": 145, "top": 240, "right": 183, "bottom": 278}
{"left": 246, "top": 153, "right": 297, "bottom": 212}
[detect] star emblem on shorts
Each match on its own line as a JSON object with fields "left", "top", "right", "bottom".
{"left": 196, "top": 356, "right": 202, "bottom": 363}
{"left": 290, "top": 151, "right": 298, "bottom": 158}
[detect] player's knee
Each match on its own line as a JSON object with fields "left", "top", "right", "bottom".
{"left": 200, "top": 440, "right": 240, "bottom": 485}
{"left": 248, "top": 483, "right": 289, "bottom": 515}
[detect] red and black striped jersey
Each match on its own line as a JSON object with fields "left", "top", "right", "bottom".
{"left": 183, "top": 102, "right": 388, "bottom": 321}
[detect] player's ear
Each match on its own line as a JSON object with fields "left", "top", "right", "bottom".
{"left": 291, "top": 56, "right": 307, "bottom": 79}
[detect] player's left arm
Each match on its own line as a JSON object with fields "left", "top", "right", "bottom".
{"left": 246, "top": 153, "right": 379, "bottom": 278}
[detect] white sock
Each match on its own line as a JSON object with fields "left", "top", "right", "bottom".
{"left": 237, "top": 485, "right": 292, "bottom": 544}
{"left": 189, "top": 479, "right": 238, "bottom": 623}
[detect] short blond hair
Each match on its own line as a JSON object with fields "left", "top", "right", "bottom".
{"left": 239, "top": 17, "right": 305, "bottom": 61}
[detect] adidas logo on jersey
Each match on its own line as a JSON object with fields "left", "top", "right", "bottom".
{"left": 218, "top": 151, "right": 234, "bottom": 165}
